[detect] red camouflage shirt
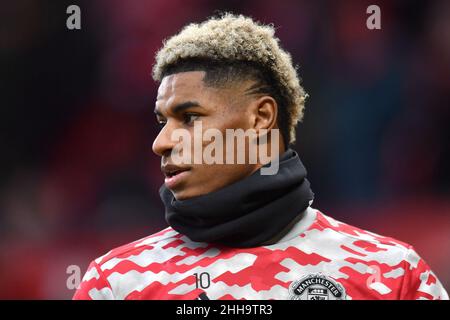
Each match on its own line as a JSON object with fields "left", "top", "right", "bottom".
{"left": 73, "top": 208, "right": 448, "bottom": 300}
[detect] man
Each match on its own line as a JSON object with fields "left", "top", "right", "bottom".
{"left": 74, "top": 14, "right": 448, "bottom": 300}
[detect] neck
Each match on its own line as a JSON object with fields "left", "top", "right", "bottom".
{"left": 160, "top": 148, "right": 314, "bottom": 247}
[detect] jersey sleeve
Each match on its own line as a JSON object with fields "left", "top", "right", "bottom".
{"left": 73, "top": 261, "right": 115, "bottom": 300}
{"left": 400, "top": 246, "right": 449, "bottom": 300}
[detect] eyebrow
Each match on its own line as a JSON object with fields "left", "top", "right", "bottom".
{"left": 154, "top": 101, "right": 202, "bottom": 116}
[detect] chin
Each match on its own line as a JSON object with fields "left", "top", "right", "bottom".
{"left": 171, "top": 185, "right": 212, "bottom": 201}
{"left": 170, "top": 188, "right": 195, "bottom": 201}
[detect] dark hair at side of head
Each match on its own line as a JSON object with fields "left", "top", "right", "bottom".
{"left": 161, "top": 58, "right": 291, "bottom": 147}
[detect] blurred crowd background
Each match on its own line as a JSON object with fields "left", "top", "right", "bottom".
{"left": 1, "top": 0, "right": 449, "bottom": 299}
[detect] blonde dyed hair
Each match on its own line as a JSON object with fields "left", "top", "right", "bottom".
{"left": 152, "top": 13, "right": 307, "bottom": 144}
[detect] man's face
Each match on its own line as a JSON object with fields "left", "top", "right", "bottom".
{"left": 152, "top": 71, "right": 261, "bottom": 200}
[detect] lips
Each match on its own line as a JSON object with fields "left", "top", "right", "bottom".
{"left": 161, "top": 164, "right": 191, "bottom": 189}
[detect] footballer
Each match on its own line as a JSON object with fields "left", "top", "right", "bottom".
{"left": 73, "top": 14, "right": 448, "bottom": 300}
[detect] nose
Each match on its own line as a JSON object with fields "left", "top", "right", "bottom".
{"left": 152, "top": 123, "right": 175, "bottom": 157}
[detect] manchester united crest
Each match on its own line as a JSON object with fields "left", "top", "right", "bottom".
{"left": 289, "top": 273, "right": 347, "bottom": 300}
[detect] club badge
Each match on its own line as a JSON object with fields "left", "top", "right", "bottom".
{"left": 289, "top": 273, "right": 346, "bottom": 300}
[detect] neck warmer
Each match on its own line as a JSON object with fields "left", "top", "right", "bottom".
{"left": 159, "top": 149, "right": 314, "bottom": 248}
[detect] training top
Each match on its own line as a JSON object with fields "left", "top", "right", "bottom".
{"left": 73, "top": 207, "right": 449, "bottom": 300}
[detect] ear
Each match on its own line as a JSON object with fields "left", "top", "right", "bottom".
{"left": 251, "top": 96, "right": 278, "bottom": 131}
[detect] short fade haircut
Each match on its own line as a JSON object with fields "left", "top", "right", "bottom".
{"left": 152, "top": 13, "right": 307, "bottom": 145}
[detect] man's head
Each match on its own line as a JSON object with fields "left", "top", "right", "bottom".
{"left": 152, "top": 13, "right": 307, "bottom": 200}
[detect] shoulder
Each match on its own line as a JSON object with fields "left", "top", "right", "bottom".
{"left": 307, "top": 209, "right": 448, "bottom": 300}
{"left": 93, "top": 227, "right": 185, "bottom": 270}
{"left": 312, "top": 209, "right": 412, "bottom": 252}
{"left": 73, "top": 226, "right": 190, "bottom": 300}
{"left": 309, "top": 209, "right": 418, "bottom": 271}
